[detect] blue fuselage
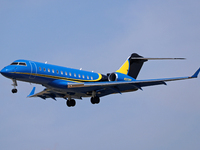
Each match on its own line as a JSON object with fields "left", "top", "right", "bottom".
{"left": 1, "top": 56, "right": 198, "bottom": 107}
{"left": 0, "top": 59, "right": 108, "bottom": 86}
{"left": 0, "top": 59, "right": 138, "bottom": 101}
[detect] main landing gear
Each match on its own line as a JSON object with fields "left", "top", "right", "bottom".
{"left": 11, "top": 79, "right": 18, "bottom": 93}
{"left": 66, "top": 99, "right": 76, "bottom": 107}
{"left": 90, "top": 96, "right": 100, "bottom": 104}
{"left": 90, "top": 91, "right": 100, "bottom": 104}
{"left": 66, "top": 97, "right": 100, "bottom": 107}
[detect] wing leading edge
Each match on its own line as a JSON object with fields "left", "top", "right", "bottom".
{"left": 67, "top": 67, "right": 200, "bottom": 90}
{"left": 27, "top": 68, "right": 200, "bottom": 100}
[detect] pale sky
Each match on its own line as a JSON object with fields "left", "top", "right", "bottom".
{"left": 0, "top": 1, "right": 200, "bottom": 150}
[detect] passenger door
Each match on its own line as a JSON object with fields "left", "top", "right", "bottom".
{"left": 29, "top": 61, "right": 37, "bottom": 79}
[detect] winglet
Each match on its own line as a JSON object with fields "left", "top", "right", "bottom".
{"left": 27, "top": 87, "right": 36, "bottom": 97}
{"left": 191, "top": 68, "right": 200, "bottom": 78}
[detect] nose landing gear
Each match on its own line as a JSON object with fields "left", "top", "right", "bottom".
{"left": 12, "top": 88, "right": 17, "bottom": 93}
{"left": 11, "top": 79, "right": 18, "bottom": 93}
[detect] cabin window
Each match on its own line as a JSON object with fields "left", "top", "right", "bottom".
{"left": 52, "top": 69, "right": 54, "bottom": 73}
{"left": 78, "top": 74, "right": 81, "bottom": 78}
{"left": 43, "top": 68, "right": 46, "bottom": 71}
{"left": 69, "top": 73, "right": 71, "bottom": 76}
{"left": 74, "top": 73, "right": 76, "bottom": 77}
{"left": 91, "top": 76, "right": 93, "bottom": 80}
{"left": 48, "top": 69, "right": 50, "bottom": 72}
{"left": 82, "top": 75, "right": 85, "bottom": 78}
{"left": 65, "top": 72, "right": 67, "bottom": 75}
{"left": 61, "top": 71, "right": 63, "bottom": 75}
{"left": 57, "top": 70, "right": 59, "bottom": 74}
{"left": 39, "top": 67, "right": 41, "bottom": 71}
{"left": 87, "top": 76, "right": 89, "bottom": 79}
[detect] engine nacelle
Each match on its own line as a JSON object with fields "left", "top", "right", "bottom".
{"left": 108, "top": 72, "right": 135, "bottom": 81}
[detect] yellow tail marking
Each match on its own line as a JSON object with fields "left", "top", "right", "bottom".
{"left": 116, "top": 60, "right": 129, "bottom": 75}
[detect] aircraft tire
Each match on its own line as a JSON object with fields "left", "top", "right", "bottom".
{"left": 66, "top": 100, "right": 70, "bottom": 107}
{"left": 91, "top": 97, "right": 95, "bottom": 104}
{"left": 71, "top": 99, "right": 76, "bottom": 107}
{"left": 91, "top": 96, "right": 100, "bottom": 104}
{"left": 66, "top": 99, "right": 76, "bottom": 107}
{"left": 12, "top": 89, "right": 17, "bottom": 93}
{"left": 95, "top": 96, "right": 100, "bottom": 104}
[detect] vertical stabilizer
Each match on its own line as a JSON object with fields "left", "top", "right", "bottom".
{"left": 116, "top": 53, "right": 147, "bottom": 79}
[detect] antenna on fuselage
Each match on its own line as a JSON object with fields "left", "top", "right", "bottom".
{"left": 45, "top": 61, "right": 48, "bottom": 64}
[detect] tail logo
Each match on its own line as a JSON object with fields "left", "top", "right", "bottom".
{"left": 116, "top": 59, "right": 129, "bottom": 75}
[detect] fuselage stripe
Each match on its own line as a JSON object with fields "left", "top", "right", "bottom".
{"left": 13, "top": 72, "right": 102, "bottom": 83}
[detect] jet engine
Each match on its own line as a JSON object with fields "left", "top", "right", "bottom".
{"left": 108, "top": 72, "right": 134, "bottom": 81}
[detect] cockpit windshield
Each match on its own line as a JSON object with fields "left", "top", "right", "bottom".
{"left": 10, "top": 62, "right": 27, "bottom": 66}
{"left": 19, "top": 62, "right": 27, "bottom": 66}
{"left": 10, "top": 62, "right": 18, "bottom": 65}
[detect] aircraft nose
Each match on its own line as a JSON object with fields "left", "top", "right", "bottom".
{"left": 0, "top": 67, "right": 13, "bottom": 77}
{"left": 0, "top": 67, "right": 7, "bottom": 74}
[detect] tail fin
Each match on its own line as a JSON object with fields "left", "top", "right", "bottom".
{"left": 116, "top": 53, "right": 147, "bottom": 79}
{"left": 116, "top": 53, "right": 185, "bottom": 79}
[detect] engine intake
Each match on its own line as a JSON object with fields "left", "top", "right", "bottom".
{"left": 108, "top": 72, "right": 135, "bottom": 82}
{"left": 108, "top": 73, "right": 117, "bottom": 81}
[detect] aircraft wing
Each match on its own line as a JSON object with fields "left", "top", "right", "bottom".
{"left": 27, "top": 86, "right": 84, "bottom": 100}
{"left": 28, "top": 68, "right": 200, "bottom": 99}
{"left": 66, "top": 68, "right": 200, "bottom": 96}
{"left": 27, "top": 87, "right": 63, "bottom": 100}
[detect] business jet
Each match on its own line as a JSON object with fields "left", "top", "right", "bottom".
{"left": 1, "top": 53, "right": 199, "bottom": 107}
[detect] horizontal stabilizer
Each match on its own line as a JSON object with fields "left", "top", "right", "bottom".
{"left": 131, "top": 57, "right": 185, "bottom": 60}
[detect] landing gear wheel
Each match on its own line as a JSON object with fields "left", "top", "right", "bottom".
{"left": 91, "top": 96, "right": 100, "bottom": 104}
{"left": 70, "top": 99, "right": 76, "bottom": 107}
{"left": 94, "top": 96, "right": 100, "bottom": 104}
{"left": 91, "top": 97, "right": 95, "bottom": 104}
{"left": 12, "top": 89, "right": 17, "bottom": 93}
{"left": 11, "top": 79, "right": 18, "bottom": 93}
{"left": 66, "top": 99, "right": 76, "bottom": 107}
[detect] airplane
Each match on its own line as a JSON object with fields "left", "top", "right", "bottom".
{"left": 0, "top": 53, "right": 200, "bottom": 107}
